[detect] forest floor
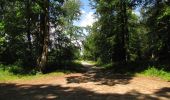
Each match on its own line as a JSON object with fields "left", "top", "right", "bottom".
{"left": 0, "top": 61, "right": 170, "bottom": 100}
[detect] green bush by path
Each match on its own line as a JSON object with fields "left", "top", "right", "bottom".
{"left": 139, "top": 67, "right": 170, "bottom": 81}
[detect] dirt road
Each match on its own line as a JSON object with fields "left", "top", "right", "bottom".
{"left": 0, "top": 62, "right": 170, "bottom": 100}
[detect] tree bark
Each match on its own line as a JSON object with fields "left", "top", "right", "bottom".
{"left": 117, "top": 0, "right": 129, "bottom": 63}
{"left": 26, "top": 0, "right": 32, "bottom": 55}
{"left": 37, "top": 0, "right": 49, "bottom": 72}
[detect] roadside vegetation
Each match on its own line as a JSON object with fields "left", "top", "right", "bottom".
{"left": 0, "top": 66, "right": 65, "bottom": 82}
{"left": 90, "top": 61, "right": 170, "bottom": 81}
{"left": 0, "top": 60, "right": 83, "bottom": 82}
{"left": 139, "top": 67, "right": 170, "bottom": 81}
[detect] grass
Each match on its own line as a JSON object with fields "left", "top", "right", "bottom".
{"left": 0, "top": 64, "right": 65, "bottom": 82}
{"left": 138, "top": 67, "right": 170, "bottom": 81}
{"left": 80, "top": 60, "right": 97, "bottom": 65}
{"left": 98, "top": 63, "right": 113, "bottom": 68}
{"left": 82, "top": 60, "right": 113, "bottom": 68}
{"left": 0, "top": 60, "right": 84, "bottom": 82}
{"left": 0, "top": 69, "right": 65, "bottom": 83}
{"left": 86, "top": 61, "right": 170, "bottom": 81}
{"left": 1, "top": 61, "right": 170, "bottom": 82}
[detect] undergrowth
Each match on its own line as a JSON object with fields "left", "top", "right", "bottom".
{"left": 92, "top": 61, "right": 170, "bottom": 81}
{"left": 138, "top": 67, "right": 170, "bottom": 81}
{"left": 0, "top": 62, "right": 82, "bottom": 82}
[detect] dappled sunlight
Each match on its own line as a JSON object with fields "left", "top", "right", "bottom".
{"left": 66, "top": 62, "right": 133, "bottom": 86}
{"left": 81, "top": 61, "right": 95, "bottom": 66}
{"left": 0, "top": 83, "right": 170, "bottom": 100}
{"left": 154, "top": 87, "right": 170, "bottom": 98}
{"left": 0, "top": 61, "right": 170, "bottom": 100}
{"left": 0, "top": 0, "right": 170, "bottom": 99}
{"left": 66, "top": 74, "right": 132, "bottom": 86}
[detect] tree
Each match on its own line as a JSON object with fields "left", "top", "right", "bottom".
{"left": 142, "top": 0, "right": 170, "bottom": 62}
{"left": 0, "top": 0, "right": 82, "bottom": 73}
{"left": 85, "top": 0, "right": 140, "bottom": 64}
{"left": 36, "top": 0, "right": 50, "bottom": 72}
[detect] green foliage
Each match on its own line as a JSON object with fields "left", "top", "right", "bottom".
{"left": 83, "top": 26, "right": 98, "bottom": 61}
{"left": 97, "top": 63, "right": 113, "bottom": 69}
{"left": 0, "top": 36, "right": 5, "bottom": 46}
{"left": 0, "top": 0, "right": 82, "bottom": 72}
{"left": 0, "top": 64, "right": 65, "bottom": 82}
{"left": 84, "top": 0, "right": 170, "bottom": 75}
{"left": 0, "top": 21, "right": 4, "bottom": 31}
{"left": 140, "top": 67, "right": 170, "bottom": 81}
{"left": 143, "top": 0, "right": 170, "bottom": 61}
{"left": 84, "top": 0, "right": 142, "bottom": 63}
{"left": 82, "top": 60, "right": 97, "bottom": 65}
{"left": 63, "top": 0, "right": 81, "bottom": 21}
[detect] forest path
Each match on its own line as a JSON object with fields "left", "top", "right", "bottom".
{"left": 0, "top": 61, "right": 170, "bottom": 100}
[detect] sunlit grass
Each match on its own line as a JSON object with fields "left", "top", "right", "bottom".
{"left": 98, "top": 63, "right": 113, "bottom": 68}
{"left": 0, "top": 60, "right": 85, "bottom": 82}
{"left": 0, "top": 69, "right": 65, "bottom": 82}
{"left": 94, "top": 62, "right": 170, "bottom": 81}
{"left": 80, "top": 60, "right": 97, "bottom": 65}
{"left": 137, "top": 67, "right": 170, "bottom": 81}
{"left": 0, "top": 64, "right": 65, "bottom": 82}
{"left": 1, "top": 62, "right": 170, "bottom": 82}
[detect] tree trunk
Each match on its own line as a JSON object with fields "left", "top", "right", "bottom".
{"left": 37, "top": 0, "right": 49, "bottom": 72}
{"left": 120, "top": 0, "right": 129, "bottom": 63}
{"left": 26, "top": 0, "right": 32, "bottom": 57}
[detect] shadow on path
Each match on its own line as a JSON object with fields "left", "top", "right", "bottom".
{"left": 66, "top": 62, "right": 133, "bottom": 86}
{"left": 0, "top": 83, "right": 169, "bottom": 100}
{"left": 0, "top": 62, "right": 170, "bottom": 100}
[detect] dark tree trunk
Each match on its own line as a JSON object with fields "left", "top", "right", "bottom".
{"left": 120, "top": 1, "right": 129, "bottom": 63}
{"left": 123, "top": 1, "right": 129, "bottom": 62}
{"left": 26, "top": 0, "right": 34, "bottom": 67}
{"left": 37, "top": 0, "right": 50, "bottom": 72}
{"left": 26, "top": 0, "right": 32, "bottom": 55}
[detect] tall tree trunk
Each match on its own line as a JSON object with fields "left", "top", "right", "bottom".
{"left": 123, "top": 1, "right": 129, "bottom": 62}
{"left": 120, "top": 0, "right": 129, "bottom": 63}
{"left": 26, "top": 0, "right": 32, "bottom": 58}
{"left": 37, "top": 0, "right": 49, "bottom": 72}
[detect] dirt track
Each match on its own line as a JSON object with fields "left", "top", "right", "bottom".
{"left": 0, "top": 62, "right": 170, "bottom": 100}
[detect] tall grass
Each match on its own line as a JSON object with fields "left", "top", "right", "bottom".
{"left": 139, "top": 67, "right": 170, "bottom": 81}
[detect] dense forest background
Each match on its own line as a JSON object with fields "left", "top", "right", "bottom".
{"left": 0, "top": 0, "right": 84, "bottom": 73}
{"left": 83, "top": 0, "right": 170, "bottom": 72}
{"left": 0, "top": 0, "right": 170, "bottom": 74}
